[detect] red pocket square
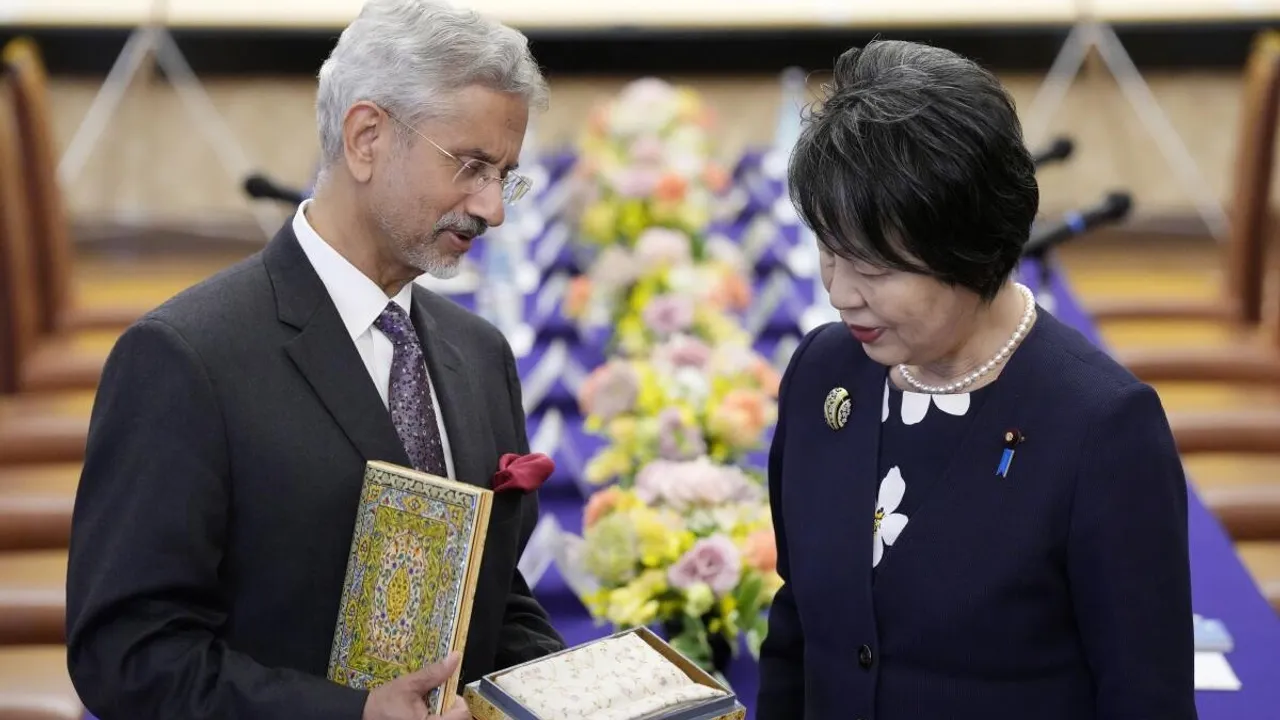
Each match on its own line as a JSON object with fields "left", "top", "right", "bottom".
{"left": 492, "top": 452, "right": 555, "bottom": 493}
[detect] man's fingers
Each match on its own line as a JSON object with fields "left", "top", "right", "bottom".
{"left": 405, "top": 651, "right": 462, "bottom": 693}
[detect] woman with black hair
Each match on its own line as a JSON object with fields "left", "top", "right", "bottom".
{"left": 757, "top": 39, "right": 1196, "bottom": 720}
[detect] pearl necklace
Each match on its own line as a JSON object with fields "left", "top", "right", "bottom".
{"left": 898, "top": 283, "right": 1037, "bottom": 395}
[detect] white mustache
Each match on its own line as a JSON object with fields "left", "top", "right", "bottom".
{"left": 434, "top": 215, "right": 486, "bottom": 239}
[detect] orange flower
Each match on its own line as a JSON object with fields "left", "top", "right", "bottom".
{"left": 708, "top": 272, "right": 752, "bottom": 312}
{"left": 583, "top": 487, "right": 623, "bottom": 528}
{"left": 709, "top": 388, "right": 771, "bottom": 448}
{"left": 654, "top": 173, "right": 688, "bottom": 203}
{"left": 702, "top": 164, "right": 730, "bottom": 194}
{"left": 750, "top": 358, "right": 782, "bottom": 398}
{"left": 743, "top": 529, "right": 777, "bottom": 573}
{"left": 563, "top": 276, "right": 593, "bottom": 319}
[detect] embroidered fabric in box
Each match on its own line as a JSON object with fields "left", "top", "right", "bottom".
{"left": 492, "top": 633, "right": 728, "bottom": 719}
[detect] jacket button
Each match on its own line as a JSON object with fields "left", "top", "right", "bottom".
{"left": 858, "top": 644, "right": 874, "bottom": 669}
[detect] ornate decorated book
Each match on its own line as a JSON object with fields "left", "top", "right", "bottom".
{"left": 328, "top": 460, "right": 492, "bottom": 715}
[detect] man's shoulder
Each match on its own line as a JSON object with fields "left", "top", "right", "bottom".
{"left": 140, "top": 252, "right": 273, "bottom": 343}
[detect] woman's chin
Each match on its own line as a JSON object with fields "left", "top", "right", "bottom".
{"left": 862, "top": 343, "right": 906, "bottom": 368}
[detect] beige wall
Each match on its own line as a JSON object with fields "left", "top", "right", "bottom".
{"left": 45, "top": 66, "right": 1253, "bottom": 241}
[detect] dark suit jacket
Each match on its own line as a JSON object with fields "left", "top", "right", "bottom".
{"left": 757, "top": 311, "right": 1196, "bottom": 720}
{"left": 65, "top": 224, "right": 565, "bottom": 720}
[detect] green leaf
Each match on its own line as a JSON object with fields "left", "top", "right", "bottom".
{"left": 668, "top": 630, "right": 712, "bottom": 671}
{"left": 735, "top": 573, "right": 764, "bottom": 619}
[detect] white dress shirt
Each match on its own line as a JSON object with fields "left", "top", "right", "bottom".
{"left": 292, "top": 200, "right": 457, "bottom": 480}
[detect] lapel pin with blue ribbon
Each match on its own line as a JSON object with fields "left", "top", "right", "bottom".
{"left": 824, "top": 387, "right": 851, "bottom": 431}
{"left": 997, "top": 428, "right": 1024, "bottom": 478}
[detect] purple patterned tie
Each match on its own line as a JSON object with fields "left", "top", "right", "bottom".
{"left": 373, "top": 302, "right": 448, "bottom": 476}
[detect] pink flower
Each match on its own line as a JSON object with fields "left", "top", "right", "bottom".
{"left": 611, "top": 166, "right": 662, "bottom": 197}
{"left": 668, "top": 535, "right": 742, "bottom": 596}
{"left": 633, "top": 457, "right": 759, "bottom": 510}
{"left": 652, "top": 335, "right": 712, "bottom": 372}
{"left": 589, "top": 247, "right": 639, "bottom": 293}
{"left": 641, "top": 294, "right": 694, "bottom": 336}
{"left": 634, "top": 228, "right": 692, "bottom": 269}
{"left": 577, "top": 360, "right": 639, "bottom": 421}
{"left": 655, "top": 408, "right": 706, "bottom": 461}
{"left": 630, "top": 134, "right": 666, "bottom": 163}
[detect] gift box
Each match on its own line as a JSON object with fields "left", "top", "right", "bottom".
{"left": 464, "top": 627, "right": 746, "bottom": 720}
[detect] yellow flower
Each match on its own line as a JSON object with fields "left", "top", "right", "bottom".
{"left": 633, "top": 364, "right": 668, "bottom": 417}
{"left": 631, "top": 505, "right": 684, "bottom": 567}
{"left": 617, "top": 200, "right": 650, "bottom": 241}
{"left": 611, "top": 489, "right": 642, "bottom": 513}
{"left": 617, "top": 316, "right": 649, "bottom": 356}
{"left": 674, "top": 200, "right": 711, "bottom": 234}
{"left": 606, "top": 585, "right": 660, "bottom": 627}
{"left": 761, "top": 571, "right": 785, "bottom": 602}
{"left": 606, "top": 416, "right": 640, "bottom": 450}
{"left": 581, "top": 200, "right": 618, "bottom": 244}
{"left": 716, "top": 593, "right": 740, "bottom": 637}
{"left": 585, "top": 447, "right": 634, "bottom": 485}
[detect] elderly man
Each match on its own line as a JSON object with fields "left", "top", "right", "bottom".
{"left": 64, "top": 2, "right": 564, "bottom": 719}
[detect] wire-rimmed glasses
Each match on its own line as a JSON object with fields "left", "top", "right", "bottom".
{"left": 385, "top": 110, "right": 532, "bottom": 204}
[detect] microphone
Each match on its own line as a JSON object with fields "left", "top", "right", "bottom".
{"left": 1032, "top": 136, "right": 1074, "bottom": 167}
{"left": 1023, "top": 191, "right": 1133, "bottom": 258}
{"left": 243, "top": 173, "right": 306, "bottom": 205}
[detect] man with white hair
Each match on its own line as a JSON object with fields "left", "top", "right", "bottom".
{"left": 64, "top": 2, "right": 564, "bottom": 718}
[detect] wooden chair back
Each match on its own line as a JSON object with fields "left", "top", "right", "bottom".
{"left": 1225, "top": 31, "right": 1280, "bottom": 328}
{"left": 2, "top": 38, "right": 71, "bottom": 336}
{"left": 0, "top": 74, "right": 41, "bottom": 395}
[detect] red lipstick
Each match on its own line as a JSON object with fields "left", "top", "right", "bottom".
{"left": 847, "top": 324, "right": 885, "bottom": 344}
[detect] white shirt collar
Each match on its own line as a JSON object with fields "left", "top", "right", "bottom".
{"left": 292, "top": 199, "right": 414, "bottom": 340}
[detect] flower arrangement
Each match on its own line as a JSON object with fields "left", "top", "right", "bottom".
{"left": 576, "top": 335, "right": 780, "bottom": 485}
{"left": 563, "top": 228, "right": 753, "bottom": 356}
{"left": 559, "top": 77, "right": 784, "bottom": 679}
{"left": 572, "top": 459, "right": 783, "bottom": 675}
{"left": 571, "top": 78, "right": 732, "bottom": 251}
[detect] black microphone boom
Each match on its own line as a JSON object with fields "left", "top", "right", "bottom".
{"left": 1032, "top": 136, "right": 1074, "bottom": 167}
{"left": 243, "top": 173, "right": 306, "bottom": 206}
{"left": 1024, "top": 191, "right": 1133, "bottom": 258}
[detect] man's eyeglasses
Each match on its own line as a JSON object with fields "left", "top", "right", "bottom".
{"left": 385, "top": 111, "right": 532, "bottom": 204}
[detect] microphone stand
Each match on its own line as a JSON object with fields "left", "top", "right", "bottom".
{"left": 55, "top": 0, "right": 279, "bottom": 241}
{"left": 1022, "top": 0, "right": 1227, "bottom": 241}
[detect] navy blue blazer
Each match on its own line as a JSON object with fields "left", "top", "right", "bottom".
{"left": 757, "top": 310, "right": 1197, "bottom": 720}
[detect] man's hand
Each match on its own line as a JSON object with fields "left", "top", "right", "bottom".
{"left": 363, "top": 652, "right": 472, "bottom": 720}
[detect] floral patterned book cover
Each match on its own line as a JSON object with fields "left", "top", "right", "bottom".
{"left": 328, "top": 460, "right": 492, "bottom": 715}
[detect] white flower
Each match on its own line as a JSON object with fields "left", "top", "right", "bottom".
{"left": 900, "top": 389, "right": 970, "bottom": 425}
{"left": 873, "top": 466, "right": 910, "bottom": 568}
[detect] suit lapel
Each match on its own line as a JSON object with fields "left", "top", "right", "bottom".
{"left": 411, "top": 290, "right": 496, "bottom": 489}
{"left": 265, "top": 226, "right": 412, "bottom": 468}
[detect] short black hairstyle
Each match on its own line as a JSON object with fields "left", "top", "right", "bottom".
{"left": 788, "top": 39, "right": 1039, "bottom": 301}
